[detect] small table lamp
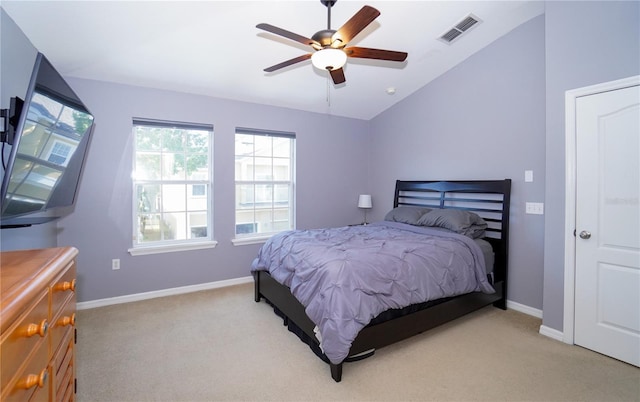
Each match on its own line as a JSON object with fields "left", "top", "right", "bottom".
{"left": 358, "top": 194, "right": 372, "bottom": 225}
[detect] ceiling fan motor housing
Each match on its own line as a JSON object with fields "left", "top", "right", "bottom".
{"left": 312, "top": 29, "right": 340, "bottom": 49}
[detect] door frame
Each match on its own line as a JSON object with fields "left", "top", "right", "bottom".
{"left": 563, "top": 75, "right": 640, "bottom": 344}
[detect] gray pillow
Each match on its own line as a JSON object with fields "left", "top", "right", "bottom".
{"left": 416, "top": 209, "right": 487, "bottom": 238}
{"left": 384, "top": 206, "right": 431, "bottom": 225}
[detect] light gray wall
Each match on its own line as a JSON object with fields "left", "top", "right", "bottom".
{"left": 368, "top": 16, "right": 546, "bottom": 310}
{"left": 542, "top": 1, "right": 640, "bottom": 331}
{"left": 0, "top": 9, "right": 57, "bottom": 250}
{"left": 56, "top": 78, "right": 369, "bottom": 302}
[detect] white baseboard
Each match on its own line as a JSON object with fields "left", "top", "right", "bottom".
{"left": 502, "top": 301, "right": 566, "bottom": 342}
{"left": 505, "top": 301, "right": 566, "bottom": 342}
{"left": 506, "top": 300, "right": 543, "bottom": 318}
{"left": 77, "top": 276, "right": 254, "bottom": 310}
{"left": 78, "top": 279, "right": 550, "bottom": 326}
{"left": 539, "top": 325, "right": 565, "bottom": 342}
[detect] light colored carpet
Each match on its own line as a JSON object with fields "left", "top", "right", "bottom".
{"left": 76, "top": 283, "right": 639, "bottom": 401}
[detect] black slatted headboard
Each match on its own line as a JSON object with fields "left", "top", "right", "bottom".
{"left": 393, "top": 180, "right": 511, "bottom": 287}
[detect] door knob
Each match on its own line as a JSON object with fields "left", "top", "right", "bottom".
{"left": 579, "top": 230, "right": 591, "bottom": 239}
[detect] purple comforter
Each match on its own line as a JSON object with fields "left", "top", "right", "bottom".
{"left": 251, "top": 221, "right": 495, "bottom": 364}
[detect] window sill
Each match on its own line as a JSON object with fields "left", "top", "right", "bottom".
{"left": 231, "top": 235, "right": 271, "bottom": 246}
{"left": 128, "top": 240, "right": 218, "bottom": 256}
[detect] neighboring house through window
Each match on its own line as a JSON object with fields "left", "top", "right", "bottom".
{"left": 234, "top": 127, "right": 295, "bottom": 243}
{"left": 130, "top": 118, "right": 214, "bottom": 255}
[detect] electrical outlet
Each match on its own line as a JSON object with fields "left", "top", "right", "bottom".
{"left": 525, "top": 202, "right": 544, "bottom": 215}
{"left": 112, "top": 259, "right": 120, "bottom": 270}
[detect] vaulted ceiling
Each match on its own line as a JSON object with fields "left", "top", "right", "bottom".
{"left": 2, "top": 1, "right": 544, "bottom": 120}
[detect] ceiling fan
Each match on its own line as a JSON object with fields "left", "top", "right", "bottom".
{"left": 257, "top": 0, "right": 408, "bottom": 85}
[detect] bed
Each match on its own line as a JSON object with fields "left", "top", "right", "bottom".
{"left": 252, "top": 179, "right": 511, "bottom": 382}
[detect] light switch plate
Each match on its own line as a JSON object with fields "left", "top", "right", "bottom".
{"left": 525, "top": 170, "right": 533, "bottom": 182}
{"left": 525, "top": 202, "right": 544, "bottom": 215}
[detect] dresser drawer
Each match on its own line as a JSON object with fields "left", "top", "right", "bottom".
{"left": 55, "top": 361, "right": 73, "bottom": 402}
{"left": 26, "top": 381, "right": 49, "bottom": 402}
{"left": 51, "top": 299, "right": 75, "bottom": 357}
{"left": 2, "top": 339, "right": 49, "bottom": 402}
{"left": 51, "top": 261, "right": 76, "bottom": 317}
{"left": 58, "top": 378, "right": 74, "bottom": 402}
{"left": 0, "top": 290, "right": 49, "bottom": 393}
{"left": 52, "top": 330, "right": 74, "bottom": 402}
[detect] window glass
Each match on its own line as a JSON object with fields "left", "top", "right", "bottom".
{"left": 234, "top": 129, "right": 295, "bottom": 238}
{"left": 132, "top": 120, "right": 212, "bottom": 247}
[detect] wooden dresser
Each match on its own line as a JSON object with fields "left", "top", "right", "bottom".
{"left": 1, "top": 247, "right": 78, "bottom": 402}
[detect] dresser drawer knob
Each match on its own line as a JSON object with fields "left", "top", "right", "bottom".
{"left": 17, "top": 368, "right": 48, "bottom": 389}
{"left": 25, "top": 319, "right": 48, "bottom": 337}
{"left": 58, "top": 313, "right": 76, "bottom": 327}
{"left": 55, "top": 279, "right": 76, "bottom": 292}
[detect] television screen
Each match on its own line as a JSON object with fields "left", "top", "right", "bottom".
{"left": 1, "top": 53, "right": 94, "bottom": 228}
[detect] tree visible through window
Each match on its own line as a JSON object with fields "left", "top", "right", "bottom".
{"left": 234, "top": 127, "right": 295, "bottom": 238}
{"left": 132, "top": 119, "right": 213, "bottom": 247}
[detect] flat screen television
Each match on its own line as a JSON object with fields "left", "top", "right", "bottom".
{"left": 0, "top": 52, "right": 94, "bottom": 228}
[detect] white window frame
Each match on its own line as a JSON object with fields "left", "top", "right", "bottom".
{"left": 47, "top": 140, "right": 72, "bottom": 166}
{"left": 128, "top": 118, "right": 216, "bottom": 256}
{"left": 232, "top": 127, "right": 295, "bottom": 246}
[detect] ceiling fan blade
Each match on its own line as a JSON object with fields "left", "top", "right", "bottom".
{"left": 257, "top": 23, "right": 319, "bottom": 47}
{"left": 331, "top": 5, "right": 380, "bottom": 46}
{"left": 329, "top": 68, "right": 346, "bottom": 85}
{"left": 263, "top": 53, "right": 312, "bottom": 72}
{"left": 345, "top": 47, "right": 408, "bottom": 62}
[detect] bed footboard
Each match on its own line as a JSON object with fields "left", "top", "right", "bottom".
{"left": 254, "top": 270, "right": 504, "bottom": 382}
{"left": 254, "top": 271, "right": 346, "bottom": 381}
{"left": 253, "top": 271, "right": 318, "bottom": 341}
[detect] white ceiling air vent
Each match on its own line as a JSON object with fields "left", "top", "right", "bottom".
{"left": 438, "top": 14, "right": 482, "bottom": 44}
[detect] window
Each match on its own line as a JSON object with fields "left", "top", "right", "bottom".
{"left": 234, "top": 127, "right": 295, "bottom": 241}
{"left": 131, "top": 118, "right": 214, "bottom": 254}
{"left": 47, "top": 141, "right": 72, "bottom": 165}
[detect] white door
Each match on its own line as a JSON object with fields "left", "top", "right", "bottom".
{"left": 574, "top": 83, "right": 640, "bottom": 367}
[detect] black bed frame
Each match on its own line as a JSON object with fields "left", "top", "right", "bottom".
{"left": 253, "top": 179, "right": 512, "bottom": 382}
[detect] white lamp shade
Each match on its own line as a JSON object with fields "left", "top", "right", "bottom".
{"left": 311, "top": 48, "right": 347, "bottom": 71}
{"left": 358, "top": 194, "right": 372, "bottom": 209}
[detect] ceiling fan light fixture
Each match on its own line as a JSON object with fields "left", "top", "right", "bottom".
{"left": 311, "top": 48, "right": 347, "bottom": 71}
